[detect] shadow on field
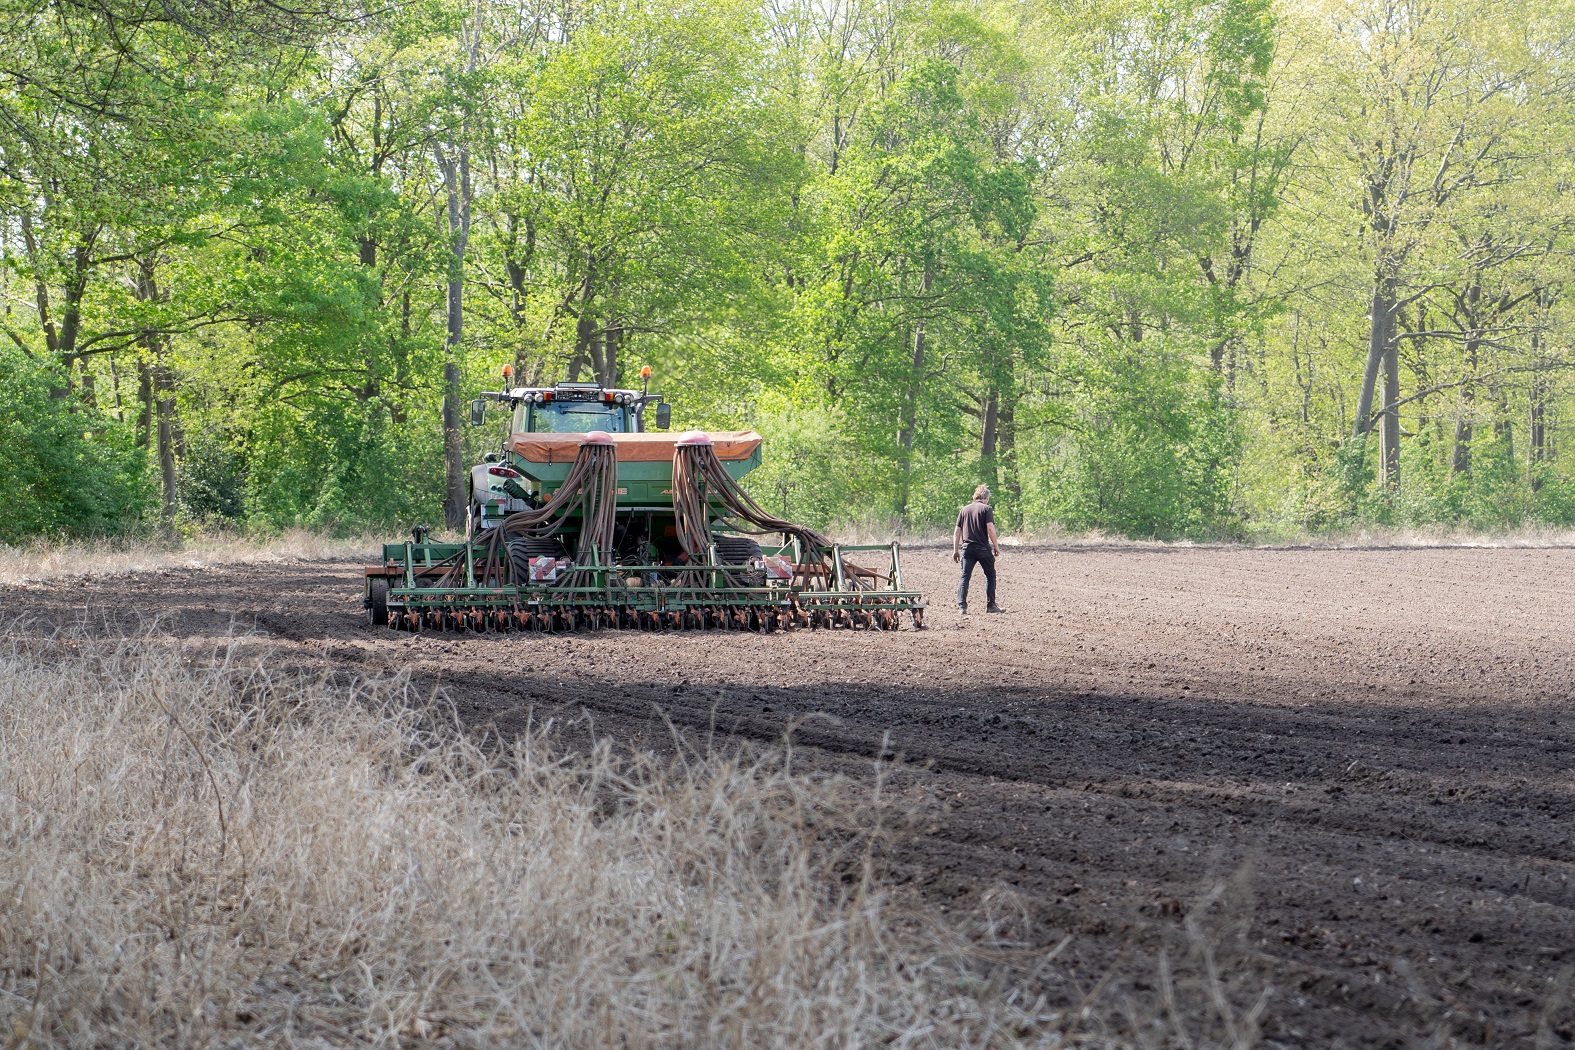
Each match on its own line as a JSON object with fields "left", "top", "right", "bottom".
{"left": 430, "top": 663, "right": 1575, "bottom": 1049}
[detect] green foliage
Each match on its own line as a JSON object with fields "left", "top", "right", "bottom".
{"left": 742, "top": 406, "right": 878, "bottom": 531}
{"left": 176, "top": 433, "right": 248, "bottom": 526}
{"left": 237, "top": 391, "right": 445, "bottom": 533}
{"left": 0, "top": 350, "right": 151, "bottom": 541}
{"left": 792, "top": 40, "right": 1052, "bottom": 521}
{"left": 2, "top": 0, "right": 1573, "bottom": 543}
{"left": 1019, "top": 350, "right": 1239, "bottom": 538}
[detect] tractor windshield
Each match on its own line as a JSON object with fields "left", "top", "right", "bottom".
{"left": 530, "top": 401, "right": 626, "bottom": 433}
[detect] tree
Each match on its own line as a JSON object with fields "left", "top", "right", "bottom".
{"left": 778, "top": 2, "right": 1049, "bottom": 523}
{"left": 474, "top": 0, "right": 791, "bottom": 392}
{"left": 1299, "top": 0, "right": 1557, "bottom": 489}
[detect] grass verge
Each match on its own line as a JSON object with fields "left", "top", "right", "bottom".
{"left": 0, "top": 633, "right": 1037, "bottom": 1047}
{"left": 0, "top": 531, "right": 378, "bottom": 586}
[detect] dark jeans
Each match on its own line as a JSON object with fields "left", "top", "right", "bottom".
{"left": 957, "top": 547, "right": 996, "bottom": 609}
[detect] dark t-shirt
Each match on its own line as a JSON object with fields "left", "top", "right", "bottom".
{"left": 957, "top": 500, "right": 995, "bottom": 552}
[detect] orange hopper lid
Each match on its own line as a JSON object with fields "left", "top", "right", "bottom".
{"left": 508, "top": 430, "right": 762, "bottom": 464}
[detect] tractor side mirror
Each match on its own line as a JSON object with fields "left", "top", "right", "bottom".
{"left": 654, "top": 402, "right": 671, "bottom": 429}
{"left": 470, "top": 399, "right": 486, "bottom": 427}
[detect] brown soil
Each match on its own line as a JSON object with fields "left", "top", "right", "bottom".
{"left": 11, "top": 544, "right": 1575, "bottom": 1047}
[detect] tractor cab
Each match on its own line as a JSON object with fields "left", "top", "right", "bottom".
{"left": 470, "top": 371, "right": 671, "bottom": 435}
{"left": 466, "top": 371, "right": 674, "bottom": 533}
{"left": 512, "top": 383, "right": 645, "bottom": 434}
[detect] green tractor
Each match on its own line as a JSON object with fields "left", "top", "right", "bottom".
{"left": 363, "top": 369, "right": 926, "bottom": 632}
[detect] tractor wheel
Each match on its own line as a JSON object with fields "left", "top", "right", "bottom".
{"left": 367, "top": 577, "right": 389, "bottom": 626}
{"left": 507, "top": 536, "right": 571, "bottom": 585}
{"left": 713, "top": 535, "right": 766, "bottom": 586}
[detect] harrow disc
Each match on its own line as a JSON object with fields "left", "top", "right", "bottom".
{"left": 385, "top": 599, "right": 925, "bottom": 633}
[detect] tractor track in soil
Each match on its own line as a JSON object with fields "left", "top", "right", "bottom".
{"left": 10, "top": 544, "right": 1575, "bottom": 1047}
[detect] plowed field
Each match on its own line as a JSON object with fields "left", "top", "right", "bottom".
{"left": 13, "top": 544, "right": 1575, "bottom": 1047}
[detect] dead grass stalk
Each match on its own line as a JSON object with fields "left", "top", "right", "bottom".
{"left": 0, "top": 634, "right": 1035, "bottom": 1047}
{"left": 0, "top": 531, "right": 380, "bottom": 586}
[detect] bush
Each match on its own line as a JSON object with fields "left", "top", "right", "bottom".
{"left": 1019, "top": 354, "right": 1240, "bottom": 539}
{"left": 0, "top": 350, "right": 152, "bottom": 542}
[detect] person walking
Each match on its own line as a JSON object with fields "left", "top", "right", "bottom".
{"left": 953, "top": 484, "right": 1002, "bottom": 615}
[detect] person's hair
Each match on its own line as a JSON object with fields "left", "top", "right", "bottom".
{"left": 973, "top": 484, "right": 990, "bottom": 501}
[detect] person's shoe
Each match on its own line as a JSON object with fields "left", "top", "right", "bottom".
{"left": 986, "top": 604, "right": 1006, "bottom": 614}
{"left": 958, "top": 604, "right": 969, "bottom": 616}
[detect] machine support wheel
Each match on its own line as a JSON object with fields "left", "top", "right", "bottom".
{"left": 368, "top": 577, "right": 389, "bottom": 626}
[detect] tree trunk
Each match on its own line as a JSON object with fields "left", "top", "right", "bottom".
{"left": 20, "top": 211, "right": 63, "bottom": 397}
{"left": 895, "top": 268, "right": 932, "bottom": 521}
{"left": 595, "top": 326, "right": 619, "bottom": 388}
{"left": 565, "top": 265, "right": 598, "bottom": 383}
{"left": 1409, "top": 303, "right": 1430, "bottom": 438}
{"left": 1451, "top": 350, "right": 1476, "bottom": 475}
{"left": 587, "top": 318, "right": 618, "bottom": 387}
{"left": 1354, "top": 270, "right": 1395, "bottom": 441}
{"left": 442, "top": 358, "right": 461, "bottom": 523}
{"left": 136, "top": 360, "right": 153, "bottom": 448}
{"left": 389, "top": 290, "right": 412, "bottom": 425}
{"left": 1529, "top": 370, "right": 1547, "bottom": 492}
{"left": 1380, "top": 324, "right": 1400, "bottom": 489}
{"left": 109, "top": 354, "right": 123, "bottom": 421}
{"left": 1450, "top": 416, "right": 1472, "bottom": 474}
{"left": 135, "top": 256, "right": 179, "bottom": 528}
{"left": 155, "top": 363, "right": 178, "bottom": 529}
{"left": 895, "top": 320, "right": 925, "bottom": 520}
{"left": 436, "top": 141, "right": 472, "bottom": 531}
{"left": 1451, "top": 282, "right": 1481, "bottom": 475}
{"left": 1530, "top": 317, "right": 1548, "bottom": 491}
{"left": 980, "top": 387, "right": 999, "bottom": 493}
{"left": 998, "top": 397, "right": 1020, "bottom": 509}
{"left": 569, "top": 301, "right": 596, "bottom": 382}
{"left": 980, "top": 389, "right": 998, "bottom": 460}
{"left": 1494, "top": 391, "right": 1513, "bottom": 461}
{"left": 47, "top": 241, "right": 94, "bottom": 400}
{"left": 440, "top": 6, "right": 484, "bottom": 529}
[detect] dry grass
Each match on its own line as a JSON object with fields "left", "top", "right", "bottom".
{"left": 0, "top": 630, "right": 1276, "bottom": 1048}
{"left": 1273, "top": 523, "right": 1575, "bottom": 549}
{"left": 0, "top": 633, "right": 1050, "bottom": 1047}
{"left": 1000, "top": 524, "right": 1575, "bottom": 551}
{"left": 0, "top": 531, "right": 380, "bottom": 586}
{"left": 843, "top": 517, "right": 1575, "bottom": 551}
